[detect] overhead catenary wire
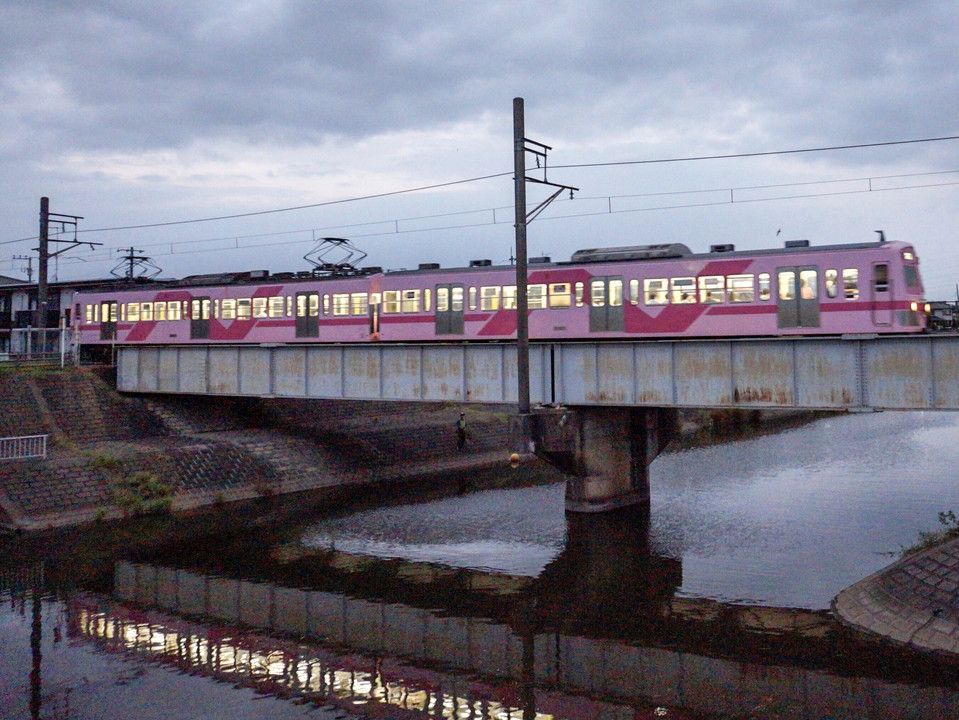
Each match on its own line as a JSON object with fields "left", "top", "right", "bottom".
{"left": 2, "top": 133, "right": 956, "bottom": 249}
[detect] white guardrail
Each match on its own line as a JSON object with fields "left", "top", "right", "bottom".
{"left": 0, "top": 434, "right": 48, "bottom": 461}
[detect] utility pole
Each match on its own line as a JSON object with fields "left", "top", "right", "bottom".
{"left": 512, "top": 98, "right": 578, "bottom": 443}
{"left": 13, "top": 255, "right": 34, "bottom": 283}
{"left": 34, "top": 197, "right": 93, "bottom": 328}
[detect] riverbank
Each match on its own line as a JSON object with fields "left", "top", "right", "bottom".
{"left": 0, "top": 365, "right": 530, "bottom": 532}
{"left": 833, "top": 535, "right": 959, "bottom": 661}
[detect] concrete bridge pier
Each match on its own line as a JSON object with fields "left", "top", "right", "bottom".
{"left": 521, "top": 406, "right": 677, "bottom": 513}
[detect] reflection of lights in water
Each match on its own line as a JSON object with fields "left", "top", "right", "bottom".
{"left": 73, "top": 605, "right": 558, "bottom": 719}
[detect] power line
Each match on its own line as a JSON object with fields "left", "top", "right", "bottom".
{"left": 39, "top": 169, "right": 959, "bottom": 272}
{"left": 551, "top": 135, "right": 959, "bottom": 170}
{"left": 4, "top": 134, "right": 955, "bottom": 247}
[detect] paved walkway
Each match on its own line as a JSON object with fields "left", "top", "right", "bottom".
{"left": 833, "top": 535, "right": 959, "bottom": 659}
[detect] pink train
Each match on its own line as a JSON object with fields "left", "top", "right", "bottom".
{"left": 72, "top": 235, "right": 929, "bottom": 351}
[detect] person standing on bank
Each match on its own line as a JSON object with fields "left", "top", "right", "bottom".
{"left": 456, "top": 412, "right": 467, "bottom": 450}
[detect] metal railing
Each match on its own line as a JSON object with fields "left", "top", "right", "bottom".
{"left": 0, "top": 434, "right": 48, "bottom": 461}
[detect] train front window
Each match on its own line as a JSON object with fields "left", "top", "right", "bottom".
{"left": 727, "top": 274, "right": 754, "bottom": 303}
{"left": 904, "top": 265, "right": 920, "bottom": 289}
{"left": 644, "top": 279, "right": 668, "bottom": 305}
{"left": 671, "top": 277, "right": 696, "bottom": 304}
{"left": 843, "top": 269, "right": 859, "bottom": 300}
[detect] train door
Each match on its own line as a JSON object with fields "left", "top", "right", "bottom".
{"left": 295, "top": 292, "right": 319, "bottom": 338}
{"left": 871, "top": 262, "right": 893, "bottom": 325}
{"left": 190, "top": 296, "right": 211, "bottom": 339}
{"left": 99, "top": 300, "right": 117, "bottom": 340}
{"left": 435, "top": 284, "right": 464, "bottom": 335}
{"left": 589, "top": 276, "right": 624, "bottom": 332}
{"left": 776, "top": 267, "right": 820, "bottom": 329}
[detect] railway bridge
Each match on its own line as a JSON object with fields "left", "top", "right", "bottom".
{"left": 117, "top": 333, "right": 959, "bottom": 513}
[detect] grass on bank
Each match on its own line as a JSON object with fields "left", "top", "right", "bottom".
{"left": 900, "top": 511, "right": 959, "bottom": 557}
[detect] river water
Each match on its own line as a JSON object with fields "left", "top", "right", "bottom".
{"left": 4, "top": 411, "right": 959, "bottom": 719}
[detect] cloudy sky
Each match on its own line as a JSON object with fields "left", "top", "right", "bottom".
{"left": 2, "top": 1, "right": 957, "bottom": 296}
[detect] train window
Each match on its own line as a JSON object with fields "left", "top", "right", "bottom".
{"left": 222, "top": 299, "right": 236, "bottom": 319}
{"left": 574, "top": 282, "right": 585, "bottom": 307}
{"left": 436, "top": 288, "right": 448, "bottom": 312}
{"left": 481, "top": 286, "right": 500, "bottom": 311}
{"left": 644, "top": 279, "right": 668, "bottom": 305}
{"left": 758, "top": 273, "right": 771, "bottom": 301}
{"left": 590, "top": 279, "right": 606, "bottom": 307}
{"left": 268, "top": 296, "right": 285, "bottom": 318}
{"left": 237, "top": 298, "right": 251, "bottom": 320}
{"left": 874, "top": 264, "right": 889, "bottom": 292}
{"left": 332, "top": 293, "right": 350, "bottom": 316}
{"left": 141, "top": 302, "right": 154, "bottom": 321}
{"left": 322, "top": 294, "right": 330, "bottom": 315}
{"left": 214, "top": 300, "right": 221, "bottom": 319}
{"left": 286, "top": 296, "right": 293, "bottom": 317}
{"left": 550, "top": 283, "right": 572, "bottom": 308}
{"left": 904, "top": 265, "right": 920, "bottom": 288}
{"left": 528, "top": 284, "right": 547, "bottom": 309}
{"left": 128, "top": 303, "right": 140, "bottom": 322}
{"left": 451, "top": 286, "right": 464, "bottom": 312}
{"left": 401, "top": 290, "right": 419, "bottom": 313}
{"left": 825, "top": 270, "right": 838, "bottom": 298}
{"left": 628, "top": 279, "right": 639, "bottom": 305}
{"left": 85, "top": 304, "right": 95, "bottom": 323}
{"left": 699, "top": 276, "right": 724, "bottom": 304}
{"left": 383, "top": 290, "right": 400, "bottom": 313}
{"left": 671, "top": 277, "right": 696, "bottom": 304}
{"left": 352, "top": 293, "right": 369, "bottom": 315}
{"left": 251, "top": 297, "right": 267, "bottom": 318}
{"left": 503, "top": 286, "right": 517, "bottom": 309}
{"left": 168, "top": 302, "right": 181, "bottom": 321}
{"left": 609, "top": 279, "right": 623, "bottom": 307}
{"left": 155, "top": 302, "right": 167, "bottom": 321}
{"left": 469, "top": 287, "right": 477, "bottom": 311}
{"left": 842, "top": 269, "right": 859, "bottom": 300}
{"left": 727, "top": 274, "right": 754, "bottom": 303}
{"left": 424, "top": 289, "right": 431, "bottom": 312}
{"left": 799, "top": 270, "right": 818, "bottom": 299}
{"left": 778, "top": 271, "right": 795, "bottom": 301}
{"left": 191, "top": 299, "right": 210, "bottom": 320}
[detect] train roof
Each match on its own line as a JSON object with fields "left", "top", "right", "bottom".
{"left": 70, "top": 236, "right": 914, "bottom": 296}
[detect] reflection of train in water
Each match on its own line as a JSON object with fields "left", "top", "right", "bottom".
{"left": 72, "top": 234, "right": 929, "bottom": 352}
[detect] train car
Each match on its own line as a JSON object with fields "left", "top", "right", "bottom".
{"left": 71, "top": 235, "right": 928, "bottom": 352}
